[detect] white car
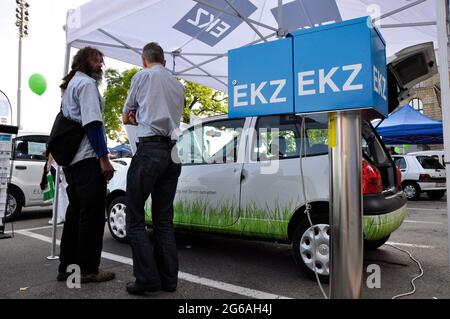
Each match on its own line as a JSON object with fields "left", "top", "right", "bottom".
{"left": 6, "top": 132, "right": 51, "bottom": 221}
{"left": 408, "top": 150, "right": 445, "bottom": 168}
{"left": 106, "top": 114, "right": 407, "bottom": 279}
{"left": 4, "top": 132, "right": 136, "bottom": 222}
{"left": 104, "top": 41, "right": 435, "bottom": 279}
{"left": 392, "top": 154, "right": 446, "bottom": 200}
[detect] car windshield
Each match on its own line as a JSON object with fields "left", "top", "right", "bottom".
{"left": 416, "top": 156, "right": 444, "bottom": 169}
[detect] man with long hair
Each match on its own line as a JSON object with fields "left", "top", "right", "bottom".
{"left": 57, "top": 47, "right": 115, "bottom": 283}
{"left": 123, "top": 42, "right": 184, "bottom": 295}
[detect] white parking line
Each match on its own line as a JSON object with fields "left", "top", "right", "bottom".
{"left": 15, "top": 229, "right": 291, "bottom": 299}
{"left": 6, "top": 225, "right": 63, "bottom": 233}
{"left": 407, "top": 207, "right": 446, "bottom": 211}
{"left": 386, "top": 242, "right": 434, "bottom": 249}
{"left": 404, "top": 220, "right": 444, "bottom": 225}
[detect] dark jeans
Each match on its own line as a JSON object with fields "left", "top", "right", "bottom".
{"left": 58, "top": 158, "right": 107, "bottom": 275}
{"left": 125, "top": 141, "right": 182, "bottom": 288}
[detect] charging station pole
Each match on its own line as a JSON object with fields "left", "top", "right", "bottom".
{"left": 228, "top": 17, "right": 386, "bottom": 299}
{"left": 329, "top": 111, "right": 363, "bottom": 299}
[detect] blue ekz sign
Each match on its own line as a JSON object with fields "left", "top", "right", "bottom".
{"left": 228, "top": 17, "right": 388, "bottom": 118}
{"left": 228, "top": 38, "right": 294, "bottom": 117}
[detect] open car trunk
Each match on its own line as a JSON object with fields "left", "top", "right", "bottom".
{"left": 362, "top": 120, "right": 398, "bottom": 192}
{"left": 386, "top": 42, "right": 437, "bottom": 114}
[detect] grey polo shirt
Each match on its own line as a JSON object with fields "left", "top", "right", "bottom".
{"left": 61, "top": 71, "right": 106, "bottom": 165}
{"left": 123, "top": 65, "right": 184, "bottom": 140}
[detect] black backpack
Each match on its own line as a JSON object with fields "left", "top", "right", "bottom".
{"left": 47, "top": 110, "right": 84, "bottom": 166}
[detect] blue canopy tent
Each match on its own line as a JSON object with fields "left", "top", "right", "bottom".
{"left": 110, "top": 144, "right": 132, "bottom": 158}
{"left": 376, "top": 104, "right": 443, "bottom": 145}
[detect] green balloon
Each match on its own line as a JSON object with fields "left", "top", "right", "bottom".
{"left": 403, "top": 144, "right": 410, "bottom": 151}
{"left": 394, "top": 147, "right": 401, "bottom": 154}
{"left": 28, "top": 73, "right": 47, "bottom": 96}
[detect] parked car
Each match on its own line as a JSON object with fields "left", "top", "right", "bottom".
{"left": 106, "top": 42, "right": 438, "bottom": 279}
{"left": 106, "top": 114, "right": 407, "bottom": 280}
{"left": 6, "top": 132, "right": 51, "bottom": 221}
{"left": 392, "top": 154, "right": 446, "bottom": 200}
{"left": 408, "top": 150, "right": 445, "bottom": 167}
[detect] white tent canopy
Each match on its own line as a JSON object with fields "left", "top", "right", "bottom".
{"left": 66, "top": 0, "right": 445, "bottom": 93}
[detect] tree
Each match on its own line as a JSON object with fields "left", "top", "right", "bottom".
{"left": 182, "top": 79, "right": 228, "bottom": 123}
{"left": 103, "top": 68, "right": 228, "bottom": 143}
{"left": 103, "top": 68, "right": 139, "bottom": 142}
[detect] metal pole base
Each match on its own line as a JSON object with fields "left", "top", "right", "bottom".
{"left": 46, "top": 256, "right": 60, "bottom": 261}
{"left": 329, "top": 111, "right": 363, "bottom": 299}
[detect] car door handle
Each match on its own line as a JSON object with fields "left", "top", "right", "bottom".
{"left": 401, "top": 169, "right": 406, "bottom": 172}
{"left": 15, "top": 165, "right": 27, "bottom": 170}
{"left": 241, "top": 169, "right": 247, "bottom": 182}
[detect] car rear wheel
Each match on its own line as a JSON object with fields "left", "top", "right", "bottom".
{"left": 107, "top": 196, "right": 128, "bottom": 243}
{"left": 292, "top": 212, "right": 330, "bottom": 282}
{"left": 426, "top": 190, "right": 446, "bottom": 200}
{"left": 364, "top": 235, "right": 390, "bottom": 250}
{"left": 402, "top": 182, "right": 421, "bottom": 201}
{"left": 4, "top": 189, "right": 23, "bottom": 222}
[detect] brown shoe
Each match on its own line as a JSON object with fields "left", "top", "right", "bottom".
{"left": 81, "top": 269, "right": 115, "bottom": 283}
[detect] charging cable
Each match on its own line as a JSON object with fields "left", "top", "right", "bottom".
{"left": 298, "top": 117, "right": 423, "bottom": 300}
{"left": 299, "top": 116, "right": 329, "bottom": 299}
{"left": 386, "top": 243, "right": 424, "bottom": 299}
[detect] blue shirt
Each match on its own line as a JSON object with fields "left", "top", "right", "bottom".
{"left": 123, "top": 65, "right": 184, "bottom": 140}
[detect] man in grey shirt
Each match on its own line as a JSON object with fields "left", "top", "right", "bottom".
{"left": 57, "top": 47, "right": 115, "bottom": 284}
{"left": 123, "top": 42, "right": 184, "bottom": 295}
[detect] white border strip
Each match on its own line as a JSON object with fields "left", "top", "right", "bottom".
{"left": 15, "top": 230, "right": 291, "bottom": 299}
{"left": 407, "top": 207, "right": 446, "bottom": 212}
{"left": 404, "top": 220, "right": 444, "bottom": 225}
{"left": 386, "top": 241, "right": 434, "bottom": 249}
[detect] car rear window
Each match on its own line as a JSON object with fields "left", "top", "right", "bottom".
{"left": 416, "top": 156, "right": 445, "bottom": 169}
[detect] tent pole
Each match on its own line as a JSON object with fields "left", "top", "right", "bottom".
{"left": 177, "top": 55, "right": 227, "bottom": 87}
{"left": 63, "top": 44, "right": 71, "bottom": 76}
{"left": 379, "top": 22, "right": 436, "bottom": 28}
{"left": 98, "top": 29, "right": 142, "bottom": 56}
{"left": 177, "top": 32, "right": 277, "bottom": 74}
{"left": 435, "top": 0, "right": 450, "bottom": 277}
{"left": 47, "top": 43, "right": 71, "bottom": 261}
{"left": 277, "top": 0, "right": 284, "bottom": 37}
{"left": 373, "top": 0, "right": 427, "bottom": 23}
{"left": 223, "top": 0, "right": 267, "bottom": 42}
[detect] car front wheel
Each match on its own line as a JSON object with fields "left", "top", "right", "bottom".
{"left": 4, "top": 189, "right": 23, "bottom": 222}
{"left": 426, "top": 190, "right": 446, "bottom": 200}
{"left": 402, "top": 182, "right": 421, "bottom": 201}
{"left": 107, "top": 196, "right": 128, "bottom": 243}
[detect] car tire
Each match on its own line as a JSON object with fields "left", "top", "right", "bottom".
{"left": 364, "top": 235, "right": 390, "bottom": 250}
{"left": 292, "top": 212, "right": 330, "bottom": 282}
{"left": 426, "top": 190, "right": 446, "bottom": 200}
{"left": 4, "top": 188, "right": 24, "bottom": 222}
{"left": 402, "top": 182, "right": 421, "bottom": 201}
{"left": 107, "top": 195, "right": 128, "bottom": 243}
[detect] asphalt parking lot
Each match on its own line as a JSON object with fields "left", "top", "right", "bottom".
{"left": 0, "top": 195, "right": 449, "bottom": 300}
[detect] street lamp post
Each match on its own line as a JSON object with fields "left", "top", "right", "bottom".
{"left": 15, "top": 0, "right": 29, "bottom": 130}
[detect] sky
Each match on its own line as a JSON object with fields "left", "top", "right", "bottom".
{"left": 0, "top": 0, "right": 132, "bottom": 139}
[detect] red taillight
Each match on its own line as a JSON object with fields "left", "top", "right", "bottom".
{"left": 396, "top": 166, "right": 402, "bottom": 188}
{"left": 363, "top": 160, "right": 383, "bottom": 195}
{"left": 419, "top": 174, "right": 431, "bottom": 181}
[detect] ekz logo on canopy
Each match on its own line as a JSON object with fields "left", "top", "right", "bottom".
{"left": 173, "top": 0, "right": 342, "bottom": 47}
{"left": 173, "top": 0, "right": 257, "bottom": 47}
